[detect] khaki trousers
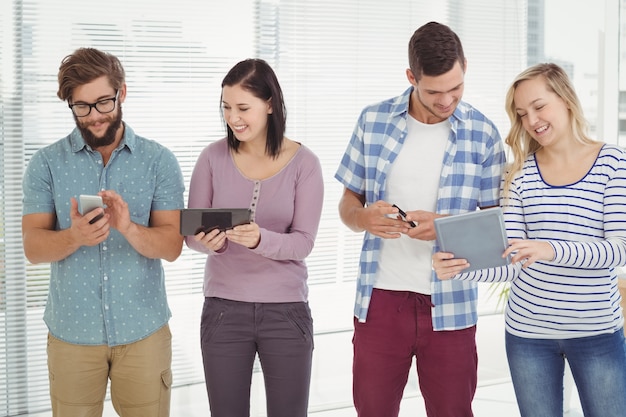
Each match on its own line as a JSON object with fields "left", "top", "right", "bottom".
{"left": 47, "top": 324, "right": 172, "bottom": 417}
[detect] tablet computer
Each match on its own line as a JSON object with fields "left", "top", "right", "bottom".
{"left": 434, "top": 207, "right": 510, "bottom": 273}
{"left": 180, "top": 208, "right": 252, "bottom": 236}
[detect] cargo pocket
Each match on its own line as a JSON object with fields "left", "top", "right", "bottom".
{"left": 158, "top": 368, "right": 172, "bottom": 417}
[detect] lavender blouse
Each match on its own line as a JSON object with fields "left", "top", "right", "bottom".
{"left": 185, "top": 138, "right": 324, "bottom": 302}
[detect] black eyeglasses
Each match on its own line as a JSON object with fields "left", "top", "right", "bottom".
{"left": 69, "top": 90, "right": 119, "bottom": 117}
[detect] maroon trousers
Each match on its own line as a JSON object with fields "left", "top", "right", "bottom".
{"left": 352, "top": 288, "right": 477, "bottom": 417}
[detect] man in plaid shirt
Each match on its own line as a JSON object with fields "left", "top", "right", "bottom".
{"left": 335, "top": 21, "right": 506, "bottom": 417}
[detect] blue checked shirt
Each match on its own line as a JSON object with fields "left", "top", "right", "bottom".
{"left": 23, "top": 124, "right": 185, "bottom": 346}
{"left": 335, "top": 87, "right": 506, "bottom": 330}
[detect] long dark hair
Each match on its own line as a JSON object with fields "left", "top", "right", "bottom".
{"left": 221, "top": 58, "right": 287, "bottom": 158}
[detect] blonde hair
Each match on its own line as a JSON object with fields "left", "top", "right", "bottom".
{"left": 503, "top": 63, "right": 594, "bottom": 198}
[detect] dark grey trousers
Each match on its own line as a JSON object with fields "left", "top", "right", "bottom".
{"left": 200, "top": 297, "right": 314, "bottom": 417}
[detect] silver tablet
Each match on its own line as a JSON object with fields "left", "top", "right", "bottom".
{"left": 434, "top": 207, "right": 511, "bottom": 273}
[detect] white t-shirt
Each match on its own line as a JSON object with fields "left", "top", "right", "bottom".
{"left": 375, "top": 116, "right": 449, "bottom": 294}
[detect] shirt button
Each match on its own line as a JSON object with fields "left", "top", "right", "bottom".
{"left": 105, "top": 305, "right": 109, "bottom": 310}
{"left": 103, "top": 275, "right": 108, "bottom": 281}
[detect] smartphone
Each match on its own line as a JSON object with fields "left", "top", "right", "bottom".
{"left": 392, "top": 204, "right": 416, "bottom": 227}
{"left": 79, "top": 194, "right": 104, "bottom": 224}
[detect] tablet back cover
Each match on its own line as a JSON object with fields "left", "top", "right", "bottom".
{"left": 180, "top": 208, "right": 251, "bottom": 235}
{"left": 434, "top": 207, "right": 510, "bottom": 273}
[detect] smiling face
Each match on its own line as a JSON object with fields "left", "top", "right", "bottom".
{"left": 407, "top": 60, "right": 465, "bottom": 124}
{"left": 221, "top": 83, "right": 272, "bottom": 146}
{"left": 71, "top": 75, "right": 125, "bottom": 149}
{"left": 513, "top": 76, "right": 571, "bottom": 148}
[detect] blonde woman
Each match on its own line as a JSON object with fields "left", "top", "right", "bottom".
{"left": 433, "top": 63, "right": 626, "bottom": 417}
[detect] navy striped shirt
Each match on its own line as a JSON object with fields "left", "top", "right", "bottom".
{"left": 459, "top": 144, "right": 626, "bottom": 338}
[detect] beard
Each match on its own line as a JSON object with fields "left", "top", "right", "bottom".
{"left": 74, "top": 106, "right": 123, "bottom": 149}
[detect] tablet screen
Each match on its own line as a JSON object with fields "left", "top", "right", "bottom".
{"left": 180, "top": 208, "right": 251, "bottom": 236}
{"left": 201, "top": 211, "right": 231, "bottom": 232}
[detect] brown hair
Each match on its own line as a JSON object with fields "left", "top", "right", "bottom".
{"left": 57, "top": 48, "right": 125, "bottom": 102}
{"left": 408, "top": 21, "right": 466, "bottom": 82}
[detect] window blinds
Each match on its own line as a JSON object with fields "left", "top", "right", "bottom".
{"left": 0, "top": 0, "right": 578, "bottom": 415}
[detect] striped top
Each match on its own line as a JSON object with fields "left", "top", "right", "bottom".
{"left": 458, "top": 144, "right": 626, "bottom": 338}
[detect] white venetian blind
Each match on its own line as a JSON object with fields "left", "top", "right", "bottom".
{"left": 1, "top": 0, "right": 540, "bottom": 415}
{"left": 266, "top": 0, "right": 424, "bottom": 290}
{"left": 2, "top": 0, "right": 260, "bottom": 413}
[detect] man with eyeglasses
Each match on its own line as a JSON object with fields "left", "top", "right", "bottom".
{"left": 21, "top": 47, "right": 184, "bottom": 417}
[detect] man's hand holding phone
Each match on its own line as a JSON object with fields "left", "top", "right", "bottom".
{"left": 391, "top": 204, "right": 443, "bottom": 241}
{"left": 70, "top": 194, "right": 109, "bottom": 247}
{"left": 392, "top": 204, "right": 416, "bottom": 227}
{"left": 404, "top": 209, "right": 443, "bottom": 241}
{"left": 350, "top": 201, "right": 410, "bottom": 239}
{"left": 79, "top": 194, "right": 105, "bottom": 224}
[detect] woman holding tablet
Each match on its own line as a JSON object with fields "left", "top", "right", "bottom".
{"left": 185, "top": 58, "right": 324, "bottom": 417}
{"left": 433, "top": 63, "right": 626, "bottom": 417}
